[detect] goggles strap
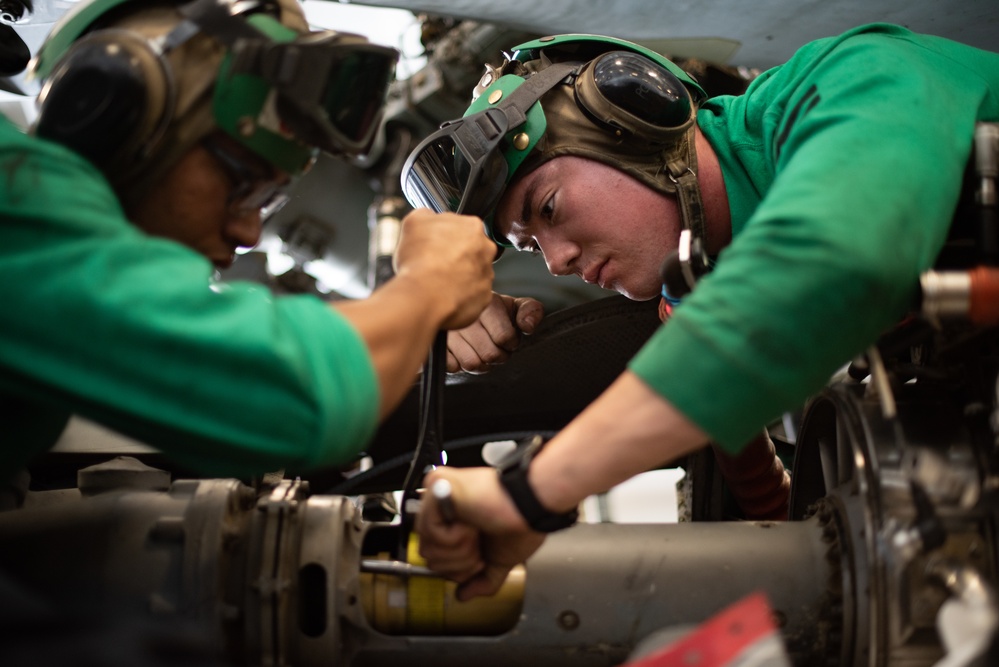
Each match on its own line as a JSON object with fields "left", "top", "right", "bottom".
{"left": 178, "top": 0, "right": 264, "bottom": 49}
{"left": 158, "top": 19, "right": 201, "bottom": 54}
{"left": 667, "top": 125, "right": 707, "bottom": 243}
{"left": 494, "top": 61, "right": 581, "bottom": 128}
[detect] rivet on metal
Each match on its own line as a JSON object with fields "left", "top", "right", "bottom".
{"left": 557, "top": 610, "right": 580, "bottom": 631}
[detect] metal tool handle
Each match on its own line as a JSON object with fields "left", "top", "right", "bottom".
{"left": 431, "top": 478, "right": 457, "bottom": 524}
{"left": 360, "top": 559, "right": 445, "bottom": 578}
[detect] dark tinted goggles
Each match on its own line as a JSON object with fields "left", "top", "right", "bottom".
{"left": 401, "top": 107, "right": 511, "bottom": 217}
{"left": 202, "top": 135, "right": 290, "bottom": 220}
{"left": 180, "top": 0, "right": 398, "bottom": 159}
{"left": 266, "top": 36, "right": 398, "bottom": 157}
{"left": 578, "top": 51, "right": 694, "bottom": 135}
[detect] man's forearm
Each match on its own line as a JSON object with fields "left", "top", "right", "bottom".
{"left": 529, "top": 371, "right": 710, "bottom": 513}
{"left": 333, "top": 275, "right": 448, "bottom": 419}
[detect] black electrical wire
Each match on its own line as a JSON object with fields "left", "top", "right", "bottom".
{"left": 396, "top": 330, "right": 446, "bottom": 557}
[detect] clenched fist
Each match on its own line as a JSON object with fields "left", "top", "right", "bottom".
{"left": 394, "top": 209, "right": 497, "bottom": 330}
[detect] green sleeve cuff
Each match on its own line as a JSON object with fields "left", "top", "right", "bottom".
{"left": 628, "top": 316, "right": 773, "bottom": 454}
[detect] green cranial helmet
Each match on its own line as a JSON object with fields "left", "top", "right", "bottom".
{"left": 31, "top": 0, "right": 398, "bottom": 208}
{"left": 401, "top": 34, "right": 708, "bottom": 249}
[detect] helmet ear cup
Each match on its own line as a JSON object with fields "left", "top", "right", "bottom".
{"left": 35, "top": 30, "right": 172, "bottom": 175}
{"left": 574, "top": 50, "right": 695, "bottom": 147}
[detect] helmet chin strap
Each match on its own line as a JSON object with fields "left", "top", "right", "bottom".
{"left": 660, "top": 124, "right": 711, "bottom": 300}
{"left": 666, "top": 124, "right": 707, "bottom": 244}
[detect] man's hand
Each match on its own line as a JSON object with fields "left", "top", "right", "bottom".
{"left": 393, "top": 209, "right": 497, "bottom": 330}
{"left": 415, "top": 467, "right": 546, "bottom": 601}
{"left": 337, "top": 208, "right": 496, "bottom": 418}
{"left": 447, "top": 293, "right": 544, "bottom": 373}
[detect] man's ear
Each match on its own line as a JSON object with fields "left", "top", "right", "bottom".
{"left": 34, "top": 30, "right": 172, "bottom": 175}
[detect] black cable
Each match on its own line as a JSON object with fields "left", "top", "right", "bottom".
{"left": 396, "top": 331, "right": 446, "bottom": 557}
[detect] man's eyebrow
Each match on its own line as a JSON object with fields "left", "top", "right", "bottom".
{"left": 520, "top": 180, "right": 538, "bottom": 225}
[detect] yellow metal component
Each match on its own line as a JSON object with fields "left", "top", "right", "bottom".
{"left": 359, "top": 537, "right": 526, "bottom": 636}
{"left": 406, "top": 533, "right": 447, "bottom": 632}
{"left": 488, "top": 89, "right": 503, "bottom": 104}
{"left": 512, "top": 132, "right": 530, "bottom": 151}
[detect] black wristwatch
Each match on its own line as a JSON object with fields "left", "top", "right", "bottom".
{"left": 497, "top": 436, "right": 579, "bottom": 533}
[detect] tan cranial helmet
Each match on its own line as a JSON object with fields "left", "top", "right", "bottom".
{"left": 105, "top": 0, "right": 312, "bottom": 204}
{"left": 33, "top": 0, "right": 397, "bottom": 209}
{"left": 401, "top": 34, "right": 709, "bottom": 248}
{"left": 511, "top": 54, "right": 696, "bottom": 204}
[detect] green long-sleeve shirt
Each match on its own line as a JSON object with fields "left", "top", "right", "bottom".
{"left": 630, "top": 24, "right": 999, "bottom": 451}
{"left": 0, "top": 117, "right": 380, "bottom": 478}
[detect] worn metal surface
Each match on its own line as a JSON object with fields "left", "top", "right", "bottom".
{"left": 343, "top": 521, "right": 832, "bottom": 667}
{"left": 0, "top": 470, "right": 831, "bottom": 666}
{"left": 353, "top": 0, "right": 999, "bottom": 69}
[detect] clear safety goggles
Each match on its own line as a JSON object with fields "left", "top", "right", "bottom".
{"left": 401, "top": 62, "right": 579, "bottom": 225}
{"left": 401, "top": 107, "right": 511, "bottom": 217}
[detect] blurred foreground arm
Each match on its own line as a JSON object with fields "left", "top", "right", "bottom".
{"left": 335, "top": 208, "right": 496, "bottom": 418}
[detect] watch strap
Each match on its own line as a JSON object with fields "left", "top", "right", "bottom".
{"left": 498, "top": 439, "right": 578, "bottom": 533}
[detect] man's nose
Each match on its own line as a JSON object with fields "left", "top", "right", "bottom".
{"left": 541, "top": 238, "right": 579, "bottom": 277}
{"left": 225, "top": 210, "right": 263, "bottom": 249}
